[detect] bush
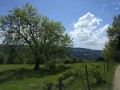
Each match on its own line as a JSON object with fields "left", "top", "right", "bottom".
{"left": 46, "top": 60, "right": 56, "bottom": 69}
{"left": 0, "top": 52, "right": 6, "bottom": 64}
{"left": 90, "top": 66, "right": 106, "bottom": 85}
{"left": 6, "top": 53, "right": 23, "bottom": 64}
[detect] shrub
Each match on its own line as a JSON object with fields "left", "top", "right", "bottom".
{"left": 90, "top": 66, "right": 106, "bottom": 85}
{"left": 46, "top": 60, "right": 56, "bottom": 69}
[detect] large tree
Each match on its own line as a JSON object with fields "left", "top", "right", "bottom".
{"left": 103, "top": 15, "right": 120, "bottom": 62}
{"left": 0, "top": 3, "right": 72, "bottom": 70}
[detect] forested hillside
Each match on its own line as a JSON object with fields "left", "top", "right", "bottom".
{"left": 68, "top": 48, "right": 102, "bottom": 60}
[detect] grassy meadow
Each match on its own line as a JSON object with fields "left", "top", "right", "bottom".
{"left": 0, "top": 62, "right": 118, "bottom": 90}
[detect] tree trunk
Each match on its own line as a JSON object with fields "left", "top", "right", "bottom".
{"left": 34, "top": 59, "right": 40, "bottom": 70}
{"left": 34, "top": 52, "right": 40, "bottom": 70}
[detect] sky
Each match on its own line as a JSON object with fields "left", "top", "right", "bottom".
{"left": 0, "top": 0, "right": 120, "bottom": 50}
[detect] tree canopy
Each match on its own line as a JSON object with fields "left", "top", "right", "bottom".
{"left": 103, "top": 15, "right": 120, "bottom": 62}
{"left": 0, "top": 3, "right": 72, "bottom": 70}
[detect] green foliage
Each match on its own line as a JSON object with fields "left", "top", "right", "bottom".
{"left": 19, "top": 46, "right": 34, "bottom": 64}
{"left": 0, "top": 3, "right": 72, "bottom": 69}
{"left": 45, "top": 60, "right": 56, "bottom": 69}
{"left": 6, "top": 45, "right": 24, "bottom": 64}
{"left": 62, "top": 54, "right": 80, "bottom": 64}
{"left": 0, "top": 62, "right": 117, "bottom": 90}
{"left": 0, "top": 52, "right": 5, "bottom": 64}
{"left": 64, "top": 55, "right": 73, "bottom": 64}
{"left": 103, "top": 15, "right": 120, "bottom": 62}
{"left": 90, "top": 65, "right": 106, "bottom": 85}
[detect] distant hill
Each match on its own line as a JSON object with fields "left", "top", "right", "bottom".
{"left": 68, "top": 48, "right": 102, "bottom": 61}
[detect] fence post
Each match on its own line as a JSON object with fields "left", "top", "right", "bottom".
{"left": 58, "top": 77, "right": 62, "bottom": 90}
{"left": 85, "top": 65, "right": 90, "bottom": 90}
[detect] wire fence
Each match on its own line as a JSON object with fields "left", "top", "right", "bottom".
{"left": 20, "top": 61, "right": 115, "bottom": 90}
{"left": 43, "top": 61, "right": 115, "bottom": 90}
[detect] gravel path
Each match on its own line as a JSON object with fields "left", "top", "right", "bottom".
{"left": 113, "top": 65, "right": 120, "bottom": 90}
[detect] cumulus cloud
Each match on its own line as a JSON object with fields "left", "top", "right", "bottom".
{"left": 69, "top": 12, "right": 109, "bottom": 50}
{"left": 74, "top": 12, "right": 101, "bottom": 30}
{"left": 86, "top": 25, "right": 109, "bottom": 45}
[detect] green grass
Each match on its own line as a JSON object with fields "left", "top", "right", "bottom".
{"left": 0, "top": 62, "right": 118, "bottom": 90}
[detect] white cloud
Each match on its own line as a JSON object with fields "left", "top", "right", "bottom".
{"left": 86, "top": 25, "right": 109, "bottom": 45}
{"left": 69, "top": 12, "right": 109, "bottom": 50}
{"left": 74, "top": 12, "right": 101, "bottom": 30}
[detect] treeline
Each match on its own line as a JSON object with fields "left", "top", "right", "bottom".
{"left": 0, "top": 45, "right": 82, "bottom": 65}
{"left": 0, "top": 44, "right": 103, "bottom": 64}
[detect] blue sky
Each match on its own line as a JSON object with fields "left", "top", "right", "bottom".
{"left": 0, "top": 0, "right": 120, "bottom": 50}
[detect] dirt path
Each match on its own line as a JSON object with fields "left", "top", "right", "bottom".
{"left": 113, "top": 65, "right": 120, "bottom": 90}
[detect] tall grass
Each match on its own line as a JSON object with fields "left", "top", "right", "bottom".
{"left": 0, "top": 62, "right": 118, "bottom": 90}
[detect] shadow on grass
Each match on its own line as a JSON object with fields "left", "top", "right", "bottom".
{"left": 0, "top": 65, "right": 70, "bottom": 84}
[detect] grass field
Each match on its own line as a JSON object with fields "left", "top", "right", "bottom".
{"left": 0, "top": 62, "right": 118, "bottom": 90}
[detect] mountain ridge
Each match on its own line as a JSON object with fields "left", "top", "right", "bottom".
{"left": 68, "top": 47, "right": 102, "bottom": 61}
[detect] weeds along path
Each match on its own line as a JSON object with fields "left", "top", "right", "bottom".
{"left": 113, "top": 65, "right": 120, "bottom": 90}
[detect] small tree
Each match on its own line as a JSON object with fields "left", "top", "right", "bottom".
{"left": 0, "top": 3, "right": 72, "bottom": 70}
